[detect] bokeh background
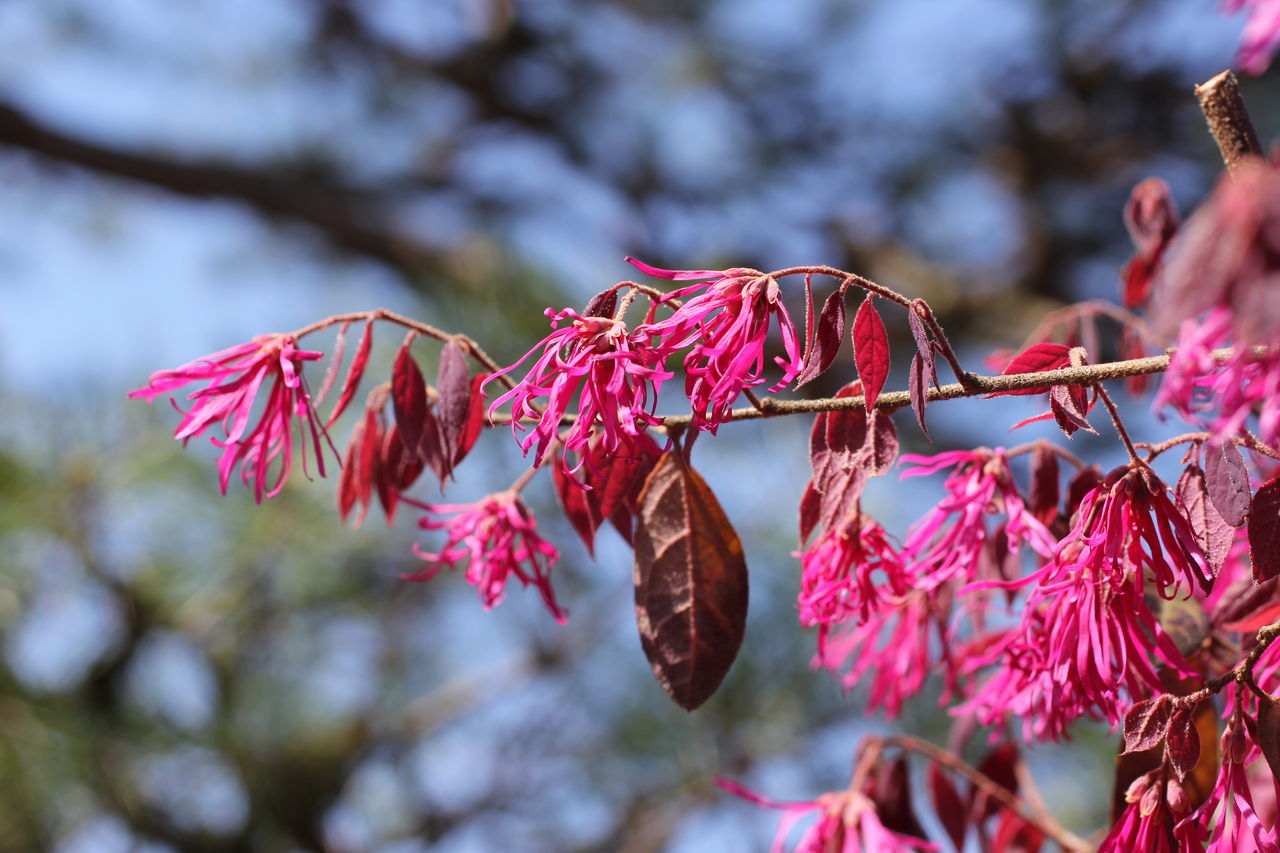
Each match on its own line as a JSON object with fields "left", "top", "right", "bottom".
{"left": 0, "top": 1, "right": 1272, "bottom": 851}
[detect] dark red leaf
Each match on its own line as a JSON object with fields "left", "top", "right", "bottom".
{"left": 554, "top": 456, "right": 601, "bottom": 555}
{"left": 1257, "top": 698, "right": 1280, "bottom": 784}
{"left": 375, "top": 424, "right": 400, "bottom": 524}
{"left": 327, "top": 318, "right": 374, "bottom": 427}
{"left": 970, "top": 743, "right": 1019, "bottom": 822}
{"left": 991, "top": 810, "right": 1044, "bottom": 853}
{"left": 594, "top": 432, "right": 664, "bottom": 545}
{"left": 852, "top": 293, "right": 890, "bottom": 408}
{"left": 863, "top": 412, "right": 899, "bottom": 478}
{"left": 804, "top": 384, "right": 872, "bottom": 536}
{"left": 337, "top": 422, "right": 361, "bottom": 523}
{"left": 989, "top": 343, "right": 1072, "bottom": 397}
{"left": 418, "top": 405, "right": 450, "bottom": 483}
{"left": 1121, "top": 178, "right": 1179, "bottom": 309}
{"left": 1250, "top": 476, "right": 1280, "bottom": 583}
{"left": 1165, "top": 706, "right": 1201, "bottom": 782}
{"left": 583, "top": 288, "right": 618, "bottom": 319}
{"left": 798, "top": 482, "right": 821, "bottom": 545}
{"left": 801, "top": 273, "right": 816, "bottom": 369}
{"left": 352, "top": 407, "right": 382, "bottom": 528}
{"left": 634, "top": 453, "right": 749, "bottom": 711}
{"left": 870, "top": 756, "right": 927, "bottom": 839}
{"left": 436, "top": 340, "right": 471, "bottom": 471}
{"left": 1217, "top": 576, "right": 1280, "bottom": 630}
{"left": 391, "top": 339, "right": 429, "bottom": 454}
{"left": 1123, "top": 695, "right": 1173, "bottom": 754}
{"left": 1066, "top": 466, "right": 1104, "bottom": 516}
{"left": 1028, "top": 445, "right": 1060, "bottom": 525}
{"left": 455, "top": 373, "right": 487, "bottom": 465}
{"left": 927, "top": 762, "right": 968, "bottom": 852}
{"left": 797, "top": 290, "right": 846, "bottom": 386}
{"left": 1049, "top": 384, "right": 1096, "bottom": 437}
{"left": 1176, "top": 464, "right": 1234, "bottom": 575}
{"left": 1204, "top": 439, "right": 1251, "bottom": 528}
{"left": 909, "top": 352, "right": 930, "bottom": 438}
{"left": 384, "top": 423, "right": 424, "bottom": 491}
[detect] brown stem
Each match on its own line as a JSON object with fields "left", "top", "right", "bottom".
{"left": 870, "top": 735, "right": 1093, "bottom": 852}
{"left": 769, "top": 265, "right": 914, "bottom": 307}
{"left": 1196, "top": 70, "right": 1264, "bottom": 174}
{"left": 1095, "top": 384, "right": 1143, "bottom": 467}
{"left": 1138, "top": 430, "right": 1280, "bottom": 462}
{"left": 1205, "top": 618, "right": 1280, "bottom": 700}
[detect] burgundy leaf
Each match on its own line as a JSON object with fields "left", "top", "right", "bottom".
{"left": 1121, "top": 178, "right": 1179, "bottom": 309}
{"left": 801, "top": 273, "right": 816, "bottom": 368}
{"left": 634, "top": 452, "right": 749, "bottom": 711}
{"left": 592, "top": 432, "right": 664, "bottom": 545}
{"left": 455, "top": 373, "right": 487, "bottom": 466}
{"left": 1204, "top": 439, "right": 1251, "bottom": 528}
{"left": 352, "top": 407, "right": 382, "bottom": 528}
{"left": 1216, "top": 576, "right": 1280, "bottom": 630}
{"left": 1176, "top": 464, "right": 1234, "bottom": 574}
{"left": 1028, "top": 445, "right": 1060, "bottom": 525}
{"left": 391, "top": 338, "right": 428, "bottom": 454}
{"left": 970, "top": 743, "right": 1019, "bottom": 823}
{"left": 1250, "top": 475, "right": 1280, "bottom": 583}
{"left": 927, "top": 762, "right": 968, "bottom": 852}
{"left": 991, "top": 810, "right": 1044, "bottom": 853}
{"left": 1257, "top": 698, "right": 1280, "bottom": 784}
{"left": 798, "top": 481, "right": 821, "bottom": 545}
{"left": 909, "top": 352, "right": 930, "bottom": 438}
{"left": 583, "top": 288, "right": 618, "bottom": 319}
{"left": 374, "top": 424, "right": 400, "bottom": 524}
{"left": 327, "top": 318, "right": 374, "bottom": 427}
{"left": 419, "top": 404, "right": 451, "bottom": 483}
{"left": 1065, "top": 466, "right": 1104, "bottom": 516}
{"left": 554, "top": 457, "right": 601, "bottom": 555}
{"left": 337, "top": 421, "right": 362, "bottom": 523}
{"left": 436, "top": 339, "right": 471, "bottom": 470}
{"left": 870, "top": 756, "right": 927, "bottom": 840}
{"left": 797, "top": 290, "right": 846, "bottom": 386}
{"left": 805, "top": 385, "right": 872, "bottom": 536}
{"left": 1123, "top": 695, "right": 1173, "bottom": 754}
{"left": 989, "top": 343, "right": 1071, "bottom": 397}
{"left": 1049, "top": 384, "right": 1096, "bottom": 437}
{"left": 384, "top": 423, "right": 425, "bottom": 491}
{"left": 1164, "top": 706, "right": 1201, "bottom": 782}
{"left": 862, "top": 412, "right": 899, "bottom": 478}
{"left": 852, "top": 293, "right": 890, "bottom": 408}
{"left": 314, "top": 319, "right": 352, "bottom": 407}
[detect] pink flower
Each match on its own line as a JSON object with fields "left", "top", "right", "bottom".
{"left": 128, "top": 334, "right": 327, "bottom": 502}
{"left": 816, "top": 590, "right": 941, "bottom": 718}
{"left": 717, "top": 779, "right": 939, "bottom": 853}
{"left": 1225, "top": 0, "right": 1280, "bottom": 74}
{"left": 486, "top": 308, "right": 668, "bottom": 471}
{"left": 1156, "top": 305, "right": 1280, "bottom": 447}
{"left": 406, "top": 492, "right": 566, "bottom": 622}
{"left": 1176, "top": 705, "right": 1280, "bottom": 852}
{"left": 797, "top": 515, "right": 909, "bottom": 631}
{"left": 899, "top": 449, "right": 1056, "bottom": 593}
{"left": 1098, "top": 770, "right": 1183, "bottom": 853}
{"left": 960, "top": 467, "right": 1206, "bottom": 740}
{"left": 629, "top": 257, "right": 802, "bottom": 431}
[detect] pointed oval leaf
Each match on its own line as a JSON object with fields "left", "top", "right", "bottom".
{"left": 1123, "top": 695, "right": 1173, "bottom": 754}
{"left": 554, "top": 456, "right": 601, "bottom": 556}
{"left": 455, "top": 372, "right": 488, "bottom": 465}
{"left": 1164, "top": 706, "right": 1201, "bottom": 782}
{"left": 314, "top": 319, "right": 352, "bottom": 407}
{"left": 437, "top": 340, "right": 471, "bottom": 469}
{"left": 1204, "top": 439, "right": 1251, "bottom": 528}
{"left": 861, "top": 412, "right": 899, "bottom": 478}
{"left": 797, "top": 290, "right": 847, "bottom": 386}
{"left": 1250, "top": 476, "right": 1280, "bottom": 583}
{"left": 1028, "top": 445, "right": 1060, "bottom": 525}
{"left": 634, "top": 452, "right": 748, "bottom": 711}
{"left": 989, "top": 343, "right": 1071, "bottom": 397}
{"left": 583, "top": 288, "right": 619, "bottom": 319}
{"left": 970, "top": 743, "right": 1019, "bottom": 822}
{"left": 871, "top": 756, "right": 927, "bottom": 839}
{"left": 852, "top": 293, "right": 890, "bottom": 408}
{"left": 1176, "top": 464, "right": 1234, "bottom": 574}
{"left": 909, "top": 352, "right": 930, "bottom": 438}
{"left": 1257, "top": 698, "right": 1280, "bottom": 784}
{"left": 327, "top": 319, "right": 375, "bottom": 427}
{"left": 391, "top": 339, "right": 428, "bottom": 453}
{"left": 927, "top": 762, "right": 968, "bottom": 852}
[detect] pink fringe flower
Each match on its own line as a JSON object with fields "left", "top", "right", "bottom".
{"left": 899, "top": 449, "right": 1056, "bottom": 593}
{"left": 816, "top": 590, "right": 942, "bottom": 718}
{"left": 407, "top": 492, "right": 566, "bottom": 622}
{"left": 1098, "top": 770, "right": 1185, "bottom": 853}
{"left": 1225, "top": 0, "right": 1280, "bottom": 74}
{"left": 629, "top": 257, "right": 802, "bottom": 431}
{"left": 796, "top": 515, "right": 909, "bottom": 631}
{"left": 717, "top": 779, "right": 939, "bottom": 853}
{"left": 486, "top": 308, "right": 668, "bottom": 471}
{"left": 961, "top": 467, "right": 1207, "bottom": 740}
{"left": 1176, "top": 707, "right": 1280, "bottom": 852}
{"left": 128, "top": 334, "right": 327, "bottom": 502}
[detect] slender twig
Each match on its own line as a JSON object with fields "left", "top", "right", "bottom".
{"left": 1196, "top": 70, "right": 1264, "bottom": 174}
{"left": 869, "top": 735, "right": 1093, "bottom": 852}
{"left": 1094, "top": 384, "right": 1144, "bottom": 467}
{"left": 1204, "top": 618, "right": 1280, "bottom": 701}
{"left": 1006, "top": 440, "right": 1087, "bottom": 469}
{"left": 1019, "top": 300, "right": 1165, "bottom": 350}
{"left": 1138, "top": 430, "right": 1280, "bottom": 462}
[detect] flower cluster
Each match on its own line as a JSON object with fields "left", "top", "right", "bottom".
{"left": 962, "top": 467, "right": 1208, "bottom": 740}
{"left": 486, "top": 307, "right": 669, "bottom": 470}
{"left": 796, "top": 515, "right": 908, "bottom": 632}
{"left": 1098, "top": 769, "right": 1187, "bottom": 853}
{"left": 1155, "top": 161, "right": 1280, "bottom": 448}
{"left": 717, "top": 778, "right": 939, "bottom": 853}
{"left": 128, "top": 334, "right": 327, "bottom": 502}
{"left": 406, "top": 492, "right": 565, "bottom": 622}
